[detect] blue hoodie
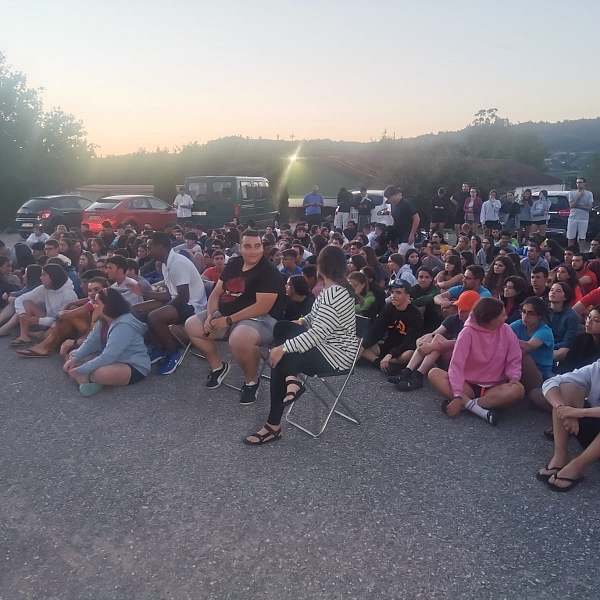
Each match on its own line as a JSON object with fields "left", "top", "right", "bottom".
{"left": 73, "top": 313, "right": 151, "bottom": 376}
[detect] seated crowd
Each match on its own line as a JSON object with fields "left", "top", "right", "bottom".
{"left": 2, "top": 182, "right": 600, "bottom": 493}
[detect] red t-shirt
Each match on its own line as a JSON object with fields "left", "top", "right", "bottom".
{"left": 578, "top": 268, "right": 598, "bottom": 295}
{"left": 580, "top": 287, "right": 600, "bottom": 310}
{"left": 202, "top": 266, "right": 220, "bottom": 283}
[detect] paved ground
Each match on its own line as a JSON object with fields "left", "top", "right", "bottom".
{"left": 1, "top": 334, "right": 600, "bottom": 600}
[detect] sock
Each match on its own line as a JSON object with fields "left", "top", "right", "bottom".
{"left": 465, "top": 398, "right": 490, "bottom": 421}
{"left": 245, "top": 381, "right": 258, "bottom": 387}
{"left": 212, "top": 362, "right": 225, "bottom": 372}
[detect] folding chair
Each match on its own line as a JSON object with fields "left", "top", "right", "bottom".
{"left": 285, "top": 314, "right": 370, "bottom": 438}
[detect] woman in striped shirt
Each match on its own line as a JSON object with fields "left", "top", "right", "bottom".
{"left": 244, "top": 245, "right": 359, "bottom": 445}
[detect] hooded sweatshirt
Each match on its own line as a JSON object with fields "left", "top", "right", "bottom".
{"left": 73, "top": 313, "right": 151, "bottom": 376}
{"left": 15, "top": 278, "right": 78, "bottom": 327}
{"left": 448, "top": 313, "right": 522, "bottom": 396}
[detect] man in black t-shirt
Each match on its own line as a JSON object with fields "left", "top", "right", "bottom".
{"left": 384, "top": 185, "right": 420, "bottom": 256}
{"left": 185, "top": 230, "right": 286, "bottom": 404}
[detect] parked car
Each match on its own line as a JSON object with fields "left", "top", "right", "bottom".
{"left": 184, "top": 176, "right": 278, "bottom": 228}
{"left": 14, "top": 195, "right": 93, "bottom": 238}
{"left": 334, "top": 190, "right": 394, "bottom": 227}
{"left": 533, "top": 191, "right": 600, "bottom": 244}
{"left": 82, "top": 195, "right": 176, "bottom": 233}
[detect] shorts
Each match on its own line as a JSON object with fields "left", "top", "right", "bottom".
{"left": 195, "top": 310, "right": 277, "bottom": 345}
{"left": 467, "top": 383, "right": 491, "bottom": 398}
{"left": 127, "top": 364, "right": 146, "bottom": 385}
{"left": 519, "top": 220, "right": 532, "bottom": 227}
{"left": 484, "top": 220, "right": 501, "bottom": 230}
{"left": 175, "top": 303, "right": 195, "bottom": 324}
{"left": 576, "top": 401, "right": 600, "bottom": 448}
{"left": 567, "top": 218, "right": 589, "bottom": 240}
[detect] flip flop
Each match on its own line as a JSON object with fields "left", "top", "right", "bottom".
{"left": 535, "top": 465, "right": 565, "bottom": 482}
{"left": 17, "top": 349, "right": 49, "bottom": 358}
{"left": 10, "top": 339, "right": 30, "bottom": 347}
{"left": 547, "top": 474, "right": 585, "bottom": 492}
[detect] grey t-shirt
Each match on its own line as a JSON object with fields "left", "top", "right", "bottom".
{"left": 569, "top": 190, "right": 594, "bottom": 221}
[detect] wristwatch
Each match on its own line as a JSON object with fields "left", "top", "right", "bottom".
{"left": 226, "top": 316, "right": 233, "bottom": 326}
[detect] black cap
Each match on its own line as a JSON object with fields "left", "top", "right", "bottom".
{"left": 387, "top": 278, "right": 411, "bottom": 291}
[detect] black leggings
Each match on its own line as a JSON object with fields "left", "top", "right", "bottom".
{"left": 267, "top": 321, "right": 337, "bottom": 426}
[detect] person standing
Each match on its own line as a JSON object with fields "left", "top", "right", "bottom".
{"left": 517, "top": 189, "right": 533, "bottom": 246}
{"left": 356, "top": 187, "right": 374, "bottom": 229}
{"left": 530, "top": 190, "right": 551, "bottom": 237}
{"left": 174, "top": 187, "right": 194, "bottom": 226}
{"left": 568, "top": 177, "right": 594, "bottom": 252}
{"left": 384, "top": 185, "right": 420, "bottom": 255}
{"left": 334, "top": 187, "right": 354, "bottom": 231}
{"left": 302, "top": 185, "right": 324, "bottom": 229}
{"left": 480, "top": 189, "right": 502, "bottom": 235}
{"left": 463, "top": 187, "right": 483, "bottom": 235}
{"left": 451, "top": 183, "right": 470, "bottom": 239}
{"left": 429, "top": 188, "right": 449, "bottom": 236}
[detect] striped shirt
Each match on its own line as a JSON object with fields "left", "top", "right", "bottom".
{"left": 283, "top": 284, "right": 358, "bottom": 371}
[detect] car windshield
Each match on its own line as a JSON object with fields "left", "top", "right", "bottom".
{"left": 21, "top": 198, "right": 52, "bottom": 210}
{"left": 87, "top": 201, "right": 120, "bottom": 210}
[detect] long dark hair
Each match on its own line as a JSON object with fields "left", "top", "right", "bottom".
{"left": 24, "top": 264, "right": 43, "bottom": 287}
{"left": 14, "top": 243, "right": 35, "bottom": 269}
{"left": 520, "top": 296, "right": 549, "bottom": 324}
{"left": 501, "top": 276, "right": 529, "bottom": 309}
{"left": 556, "top": 264, "right": 581, "bottom": 295}
{"left": 404, "top": 248, "right": 421, "bottom": 275}
{"left": 317, "top": 245, "right": 359, "bottom": 302}
{"left": 473, "top": 297, "right": 505, "bottom": 326}
{"left": 42, "top": 264, "right": 68, "bottom": 290}
{"left": 483, "top": 256, "right": 516, "bottom": 293}
{"left": 97, "top": 287, "right": 131, "bottom": 318}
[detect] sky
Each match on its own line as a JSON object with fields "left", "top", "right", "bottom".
{"left": 2, "top": 0, "right": 599, "bottom": 156}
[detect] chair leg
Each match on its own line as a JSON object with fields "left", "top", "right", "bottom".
{"left": 285, "top": 374, "right": 360, "bottom": 438}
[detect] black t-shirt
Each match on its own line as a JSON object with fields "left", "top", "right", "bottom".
{"left": 218, "top": 256, "right": 286, "bottom": 319}
{"left": 558, "top": 333, "right": 600, "bottom": 373}
{"left": 391, "top": 199, "right": 418, "bottom": 244}
{"left": 284, "top": 293, "right": 315, "bottom": 321}
{"left": 441, "top": 314, "right": 464, "bottom": 340}
{"left": 430, "top": 195, "right": 450, "bottom": 222}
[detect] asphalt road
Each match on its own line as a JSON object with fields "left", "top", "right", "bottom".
{"left": 1, "top": 333, "right": 600, "bottom": 600}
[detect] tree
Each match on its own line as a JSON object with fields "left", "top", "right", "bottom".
{"left": 0, "top": 52, "right": 93, "bottom": 229}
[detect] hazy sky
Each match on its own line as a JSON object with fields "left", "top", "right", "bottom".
{"left": 2, "top": 0, "right": 598, "bottom": 156}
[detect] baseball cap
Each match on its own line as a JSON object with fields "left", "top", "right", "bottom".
{"left": 387, "top": 278, "right": 411, "bottom": 291}
{"left": 383, "top": 185, "right": 402, "bottom": 199}
{"left": 454, "top": 290, "right": 480, "bottom": 311}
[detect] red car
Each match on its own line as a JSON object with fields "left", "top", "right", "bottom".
{"left": 82, "top": 195, "right": 177, "bottom": 233}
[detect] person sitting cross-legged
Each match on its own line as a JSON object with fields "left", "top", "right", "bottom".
{"left": 429, "top": 297, "right": 525, "bottom": 426}
{"left": 360, "top": 279, "right": 423, "bottom": 374}
{"left": 536, "top": 359, "right": 600, "bottom": 492}
{"left": 244, "top": 245, "right": 359, "bottom": 445}
{"left": 184, "top": 229, "right": 286, "bottom": 404}
{"left": 64, "top": 288, "right": 151, "bottom": 397}
{"left": 389, "top": 290, "right": 480, "bottom": 392}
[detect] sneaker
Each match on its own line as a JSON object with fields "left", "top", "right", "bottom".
{"left": 487, "top": 410, "right": 499, "bottom": 426}
{"left": 396, "top": 371, "right": 424, "bottom": 392}
{"left": 157, "top": 352, "right": 181, "bottom": 375}
{"left": 149, "top": 347, "right": 167, "bottom": 365}
{"left": 206, "top": 362, "right": 230, "bottom": 389}
{"left": 388, "top": 368, "right": 412, "bottom": 385}
{"left": 240, "top": 382, "right": 260, "bottom": 405}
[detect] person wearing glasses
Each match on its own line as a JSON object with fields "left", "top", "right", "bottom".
{"left": 434, "top": 265, "right": 491, "bottom": 312}
{"left": 567, "top": 177, "right": 594, "bottom": 252}
{"left": 509, "top": 297, "right": 554, "bottom": 411}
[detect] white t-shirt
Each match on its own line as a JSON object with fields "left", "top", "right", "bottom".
{"left": 174, "top": 193, "right": 194, "bottom": 218}
{"left": 25, "top": 232, "right": 50, "bottom": 246}
{"left": 162, "top": 250, "right": 207, "bottom": 313}
{"left": 111, "top": 276, "right": 144, "bottom": 305}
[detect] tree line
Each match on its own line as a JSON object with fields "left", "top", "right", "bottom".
{"left": 1, "top": 52, "right": 599, "bottom": 230}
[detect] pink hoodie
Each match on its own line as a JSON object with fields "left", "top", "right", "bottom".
{"left": 448, "top": 313, "right": 522, "bottom": 396}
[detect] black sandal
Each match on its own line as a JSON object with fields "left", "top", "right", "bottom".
{"left": 243, "top": 423, "right": 282, "bottom": 446}
{"left": 535, "top": 465, "right": 564, "bottom": 482}
{"left": 283, "top": 378, "right": 306, "bottom": 405}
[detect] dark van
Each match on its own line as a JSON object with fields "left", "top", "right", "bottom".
{"left": 184, "top": 176, "right": 278, "bottom": 228}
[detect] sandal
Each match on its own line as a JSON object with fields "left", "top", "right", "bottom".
{"left": 17, "top": 349, "right": 49, "bottom": 358}
{"left": 535, "top": 465, "right": 564, "bottom": 482}
{"left": 547, "top": 474, "right": 585, "bottom": 492}
{"left": 10, "top": 339, "right": 30, "bottom": 347}
{"left": 543, "top": 427, "right": 554, "bottom": 441}
{"left": 243, "top": 423, "right": 282, "bottom": 446}
{"left": 283, "top": 378, "right": 306, "bottom": 405}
